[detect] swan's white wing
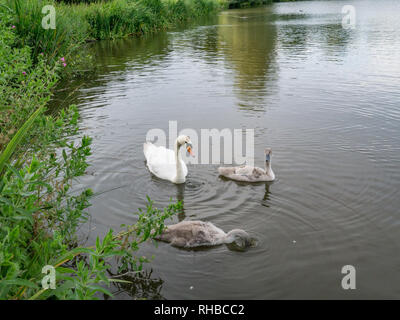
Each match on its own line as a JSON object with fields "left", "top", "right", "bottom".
{"left": 144, "top": 143, "right": 175, "bottom": 181}
{"left": 143, "top": 143, "right": 188, "bottom": 181}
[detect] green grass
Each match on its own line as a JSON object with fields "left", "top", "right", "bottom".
{"left": 3, "top": 0, "right": 225, "bottom": 66}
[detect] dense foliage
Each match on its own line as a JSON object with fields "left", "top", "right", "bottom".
{"left": 2, "top": 0, "right": 224, "bottom": 66}
{"left": 0, "top": 0, "right": 188, "bottom": 300}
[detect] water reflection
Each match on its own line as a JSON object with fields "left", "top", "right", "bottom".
{"left": 217, "top": 9, "right": 278, "bottom": 112}
{"left": 51, "top": 33, "right": 172, "bottom": 111}
{"left": 109, "top": 269, "right": 165, "bottom": 300}
{"left": 278, "top": 25, "right": 309, "bottom": 57}
{"left": 175, "top": 183, "right": 186, "bottom": 221}
{"left": 317, "top": 24, "right": 354, "bottom": 59}
{"left": 262, "top": 183, "right": 271, "bottom": 203}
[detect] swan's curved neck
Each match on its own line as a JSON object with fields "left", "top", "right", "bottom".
{"left": 224, "top": 232, "right": 235, "bottom": 244}
{"left": 224, "top": 230, "right": 240, "bottom": 244}
{"left": 265, "top": 160, "right": 273, "bottom": 176}
{"left": 174, "top": 140, "right": 184, "bottom": 182}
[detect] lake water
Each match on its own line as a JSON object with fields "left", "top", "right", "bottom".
{"left": 52, "top": 0, "right": 400, "bottom": 299}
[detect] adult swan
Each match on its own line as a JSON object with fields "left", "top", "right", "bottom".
{"left": 143, "top": 135, "right": 194, "bottom": 184}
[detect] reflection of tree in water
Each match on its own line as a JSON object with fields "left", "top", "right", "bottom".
{"left": 276, "top": 14, "right": 353, "bottom": 61}
{"left": 175, "top": 183, "right": 186, "bottom": 221}
{"left": 217, "top": 9, "right": 278, "bottom": 112}
{"left": 49, "top": 33, "right": 171, "bottom": 112}
{"left": 176, "top": 18, "right": 220, "bottom": 64}
{"left": 108, "top": 269, "right": 165, "bottom": 300}
{"left": 316, "top": 24, "right": 353, "bottom": 59}
{"left": 94, "top": 32, "right": 171, "bottom": 67}
{"left": 277, "top": 24, "right": 309, "bottom": 56}
{"left": 262, "top": 182, "right": 271, "bottom": 203}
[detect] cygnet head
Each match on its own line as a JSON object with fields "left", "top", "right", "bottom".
{"left": 264, "top": 148, "right": 272, "bottom": 165}
{"left": 177, "top": 135, "right": 194, "bottom": 157}
{"left": 225, "top": 229, "right": 254, "bottom": 249}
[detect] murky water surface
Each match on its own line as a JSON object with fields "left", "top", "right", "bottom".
{"left": 52, "top": 0, "right": 400, "bottom": 299}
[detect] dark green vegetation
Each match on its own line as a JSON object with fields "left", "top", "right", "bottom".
{"left": 227, "top": 0, "right": 296, "bottom": 9}
{"left": 228, "top": 0, "right": 271, "bottom": 9}
{"left": 2, "top": 0, "right": 223, "bottom": 66}
{"left": 0, "top": 0, "right": 222, "bottom": 300}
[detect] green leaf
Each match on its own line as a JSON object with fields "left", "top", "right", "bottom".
{"left": 1, "top": 278, "right": 39, "bottom": 289}
{"left": 86, "top": 284, "right": 113, "bottom": 297}
{"left": 0, "top": 106, "right": 44, "bottom": 176}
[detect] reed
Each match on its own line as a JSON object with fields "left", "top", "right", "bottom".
{"left": 4, "top": 0, "right": 223, "bottom": 65}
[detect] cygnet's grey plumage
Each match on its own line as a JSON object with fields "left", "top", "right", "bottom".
{"left": 156, "top": 220, "right": 252, "bottom": 248}
{"left": 218, "top": 148, "right": 275, "bottom": 182}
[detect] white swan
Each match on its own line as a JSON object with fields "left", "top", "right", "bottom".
{"left": 218, "top": 148, "right": 275, "bottom": 182}
{"left": 156, "top": 220, "right": 253, "bottom": 249}
{"left": 143, "top": 135, "right": 194, "bottom": 184}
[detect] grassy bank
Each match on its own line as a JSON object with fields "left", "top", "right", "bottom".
{"left": 3, "top": 0, "right": 225, "bottom": 67}
{"left": 0, "top": 0, "right": 214, "bottom": 300}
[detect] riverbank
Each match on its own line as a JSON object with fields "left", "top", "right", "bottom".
{"left": 0, "top": 0, "right": 208, "bottom": 300}
{"left": 1, "top": 0, "right": 226, "bottom": 146}
{"left": 2, "top": 0, "right": 225, "bottom": 67}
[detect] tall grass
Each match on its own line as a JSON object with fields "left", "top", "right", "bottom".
{"left": 5, "top": 0, "right": 89, "bottom": 64}
{"left": 4, "top": 0, "right": 224, "bottom": 66}
{"left": 0, "top": 107, "right": 44, "bottom": 175}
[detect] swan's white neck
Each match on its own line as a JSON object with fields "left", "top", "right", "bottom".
{"left": 174, "top": 140, "right": 185, "bottom": 183}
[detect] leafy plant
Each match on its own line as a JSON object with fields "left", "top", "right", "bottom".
{"left": 0, "top": 0, "right": 210, "bottom": 300}
{"left": 0, "top": 107, "right": 44, "bottom": 175}
{"left": 0, "top": 104, "right": 182, "bottom": 299}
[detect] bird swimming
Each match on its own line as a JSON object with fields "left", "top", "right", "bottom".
{"left": 156, "top": 220, "right": 254, "bottom": 250}
{"left": 143, "top": 135, "right": 194, "bottom": 184}
{"left": 218, "top": 148, "right": 275, "bottom": 182}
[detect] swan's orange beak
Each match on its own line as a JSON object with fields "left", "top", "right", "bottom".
{"left": 186, "top": 145, "right": 195, "bottom": 157}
